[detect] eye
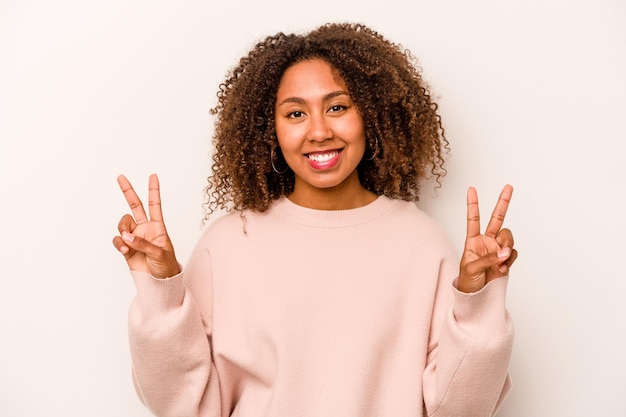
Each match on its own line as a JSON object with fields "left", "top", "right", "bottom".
{"left": 287, "top": 110, "right": 305, "bottom": 119}
{"left": 328, "top": 104, "right": 347, "bottom": 113}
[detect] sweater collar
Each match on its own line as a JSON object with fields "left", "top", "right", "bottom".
{"left": 269, "top": 195, "right": 398, "bottom": 228}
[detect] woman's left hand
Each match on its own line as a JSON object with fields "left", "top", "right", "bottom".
{"left": 458, "top": 184, "right": 518, "bottom": 293}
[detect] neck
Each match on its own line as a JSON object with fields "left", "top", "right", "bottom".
{"left": 288, "top": 177, "right": 377, "bottom": 210}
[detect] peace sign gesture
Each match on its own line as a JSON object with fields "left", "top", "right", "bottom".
{"left": 112, "top": 174, "right": 180, "bottom": 279}
{"left": 458, "top": 185, "right": 518, "bottom": 293}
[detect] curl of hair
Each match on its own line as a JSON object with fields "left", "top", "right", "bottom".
{"left": 204, "top": 22, "right": 449, "bottom": 220}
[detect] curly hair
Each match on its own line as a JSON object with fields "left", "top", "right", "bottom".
{"left": 204, "top": 22, "right": 449, "bottom": 218}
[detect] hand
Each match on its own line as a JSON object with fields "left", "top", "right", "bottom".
{"left": 458, "top": 185, "right": 518, "bottom": 293}
{"left": 112, "top": 174, "right": 180, "bottom": 279}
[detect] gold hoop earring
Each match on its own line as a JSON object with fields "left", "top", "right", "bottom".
{"left": 271, "top": 148, "right": 289, "bottom": 174}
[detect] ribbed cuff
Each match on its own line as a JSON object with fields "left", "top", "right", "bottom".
{"left": 451, "top": 276, "right": 513, "bottom": 340}
{"left": 130, "top": 268, "right": 185, "bottom": 316}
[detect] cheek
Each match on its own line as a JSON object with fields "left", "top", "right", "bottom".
{"left": 275, "top": 130, "right": 293, "bottom": 152}
{"left": 347, "top": 125, "right": 367, "bottom": 154}
{"left": 341, "top": 114, "right": 366, "bottom": 144}
{"left": 275, "top": 123, "right": 301, "bottom": 152}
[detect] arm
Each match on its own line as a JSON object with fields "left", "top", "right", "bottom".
{"left": 423, "top": 265, "right": 514, "bottom": 417}
{"left": 128, "top": 271, "right": 219, "bottom": 417}
{"left": 113, "top": 174, "right": 220, "bottom": 417}
{"left": 423, "top": 185, "right": 518, "bottom": 417}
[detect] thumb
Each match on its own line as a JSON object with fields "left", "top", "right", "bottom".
{"left": 465, "top": 247, "right": 512, "bottom": 277}
{"left": 121, "top": 232, "right": 180, "bottom": 278}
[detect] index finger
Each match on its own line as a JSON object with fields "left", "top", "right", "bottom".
{"left": 117, "top": 174, "right": 148, "bottom": 225}
{"left": 466, "top": 186, "right": 481, "bottom": 239}
{"left": 485, "top": 184, "right": 513, "bottom": 238}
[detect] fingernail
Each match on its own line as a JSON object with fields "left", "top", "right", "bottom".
{"left": 122, "top": 232, "right": 134, "bottom": 243}
{"left": 499, "top": 264, "right": 509, "bottom": 273}
{"left": 497, "top": 247, "right": 511, "bottom": 259}
{"left": 120, "top": 245, "right": 129, "bottom": 255}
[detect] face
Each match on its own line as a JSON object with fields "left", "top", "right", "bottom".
{"left": 274, "top": 59, "right": 367, "bottom": 204}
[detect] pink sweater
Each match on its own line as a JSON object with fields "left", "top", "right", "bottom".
{"left": 128, "top": 196, "right": 513, "bottom": 417}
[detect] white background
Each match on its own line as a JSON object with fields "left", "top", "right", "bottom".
{"left": 1, "top": 1, "right": 624, "bottom": 416}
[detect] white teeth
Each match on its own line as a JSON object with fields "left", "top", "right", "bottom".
{"left": 308, "top": 151, "right": 339, "bottom": 162}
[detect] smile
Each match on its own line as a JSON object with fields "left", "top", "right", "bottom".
{"left": 305, "top": 150, "right": 342, "bottom": 169}
{"left": 307, "top": 150, "right": 340, "bottom": 162}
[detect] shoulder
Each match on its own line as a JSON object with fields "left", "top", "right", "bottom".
{"left": 195, "top": 206, "right": 280, "bottom": 245}
{"left": 381, "top": 197, "right": 457, "bottom": 255}
{"left": 385, "top": 198, "right": 448, "bottom": 233}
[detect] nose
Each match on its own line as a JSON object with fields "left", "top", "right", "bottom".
{"left": 306, "top": 113, "right": 332, "bottom": 143}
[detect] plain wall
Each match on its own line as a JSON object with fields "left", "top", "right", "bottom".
{"left": 1, "top": 1, "right": 624, "bottom": 416}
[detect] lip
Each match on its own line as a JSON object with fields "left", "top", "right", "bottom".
{"left": 305, "top": 149, "right": 343, "bottom": 170}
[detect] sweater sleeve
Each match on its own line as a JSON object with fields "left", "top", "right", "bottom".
{"left": 128, "top": 241, "right": 222, "bottom": 417}
{"left": 423, "top": 256, "right": 514, "bottom": 417}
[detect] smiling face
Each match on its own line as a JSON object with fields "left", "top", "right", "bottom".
{"left": 274, "top": 59, "right": 373, "bottom": 209}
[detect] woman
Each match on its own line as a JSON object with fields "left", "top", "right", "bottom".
{"left": 113, "top": 22, "right": 517, "bottom": 417}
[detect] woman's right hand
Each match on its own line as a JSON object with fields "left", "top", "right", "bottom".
{"left": 112, "top": 174, "right": 180, "bottom": 279}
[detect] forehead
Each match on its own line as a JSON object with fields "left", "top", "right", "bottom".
{"left": 276, "top": 59, "right": 348, "bottom": 98}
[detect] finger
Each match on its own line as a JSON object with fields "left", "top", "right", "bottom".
{"left": 496, "top": 228, "right": 515, "bottom": 250}
{"left": 112, "top": 235, "right": 131, "bottom": 256}
{"left": 505, "top": 248, "right": 518, "bottom": 269}
{"left": 121, "top": 231, "right": 180, "bottom": 278}
{"left": 121, "top": 231, "right": 166, "bottom": 260}
{"left": 148, "top": 174, "right": 165, "bottom": 223}
{"left": 493, "top": 248, "right": 518, "bottom": 276}
{"left": 117, "top": 214, "right": 137, "bottom": 234}
{"left": 465, "top": 247, "right": 512, "bottom": 277}
{"left": 116, "top": 214, "right": 137, "bottom": 257}
{"left": 485, "top": 184, "right": 513, "bottom": 238}
{"left": 466, "top": 186, "right": 481, "bottom": 239}
{"left": 117, "top": 174, "right": 148, "bottom": 225}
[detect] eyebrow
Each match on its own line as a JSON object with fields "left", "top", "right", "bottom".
{"left": 276, "top": 90, "right": 349, "bottom": 107}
